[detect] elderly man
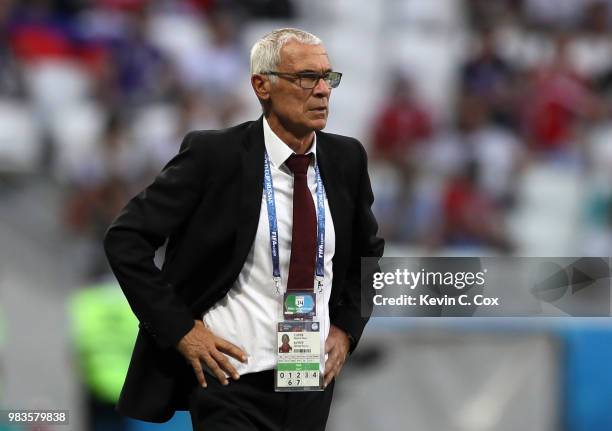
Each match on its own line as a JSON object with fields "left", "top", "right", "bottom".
{"left": 104, "top": 28, "right": 384, "bottom": 431}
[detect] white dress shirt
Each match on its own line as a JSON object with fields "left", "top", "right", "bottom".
{"left": 202, "top": 116, "right": 336, "bottom": 376}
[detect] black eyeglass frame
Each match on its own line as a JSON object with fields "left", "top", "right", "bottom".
{"left": 262, "top": 71, "right": 343, "bottom": 89}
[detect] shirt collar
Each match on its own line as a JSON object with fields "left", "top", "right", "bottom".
{"left": 263, "top": 116, "right": 317, "bottom": 168}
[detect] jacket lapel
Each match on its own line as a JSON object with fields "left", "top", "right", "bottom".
{"left": 231, "top": 117, "right": 265, "bottom": 275}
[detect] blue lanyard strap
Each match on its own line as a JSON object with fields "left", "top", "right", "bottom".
{"left": 313, "top": 162, "right": 326, "bottom": 284}
{"left": 263, "top": 151, "right": 326, "bottom": 294}
{"left": 263, "top": 151, "right": 281, "bottom": 292}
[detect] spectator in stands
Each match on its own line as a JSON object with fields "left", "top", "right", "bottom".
{"left": 369, "top": 72, "right": 433, "bottom": 241}
{"left": 371, "top": 72, "right": 432, "bottom": 163}
{"left": 104, "top": 7, "right": 175, "bottom": 106}
{"left": 440, "top": 160, "right": 513, "bottom": 252}
{"left": 461, "top": 28, "right": 517, "bottom": 128}
{"left": 520, "top": 33, "right": 600, "bottom": 156}
{"left": 427, "top": 94, "right": 524, "bottom": 208}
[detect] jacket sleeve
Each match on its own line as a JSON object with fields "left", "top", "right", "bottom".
{"left": 103, "top": 131, "right": 205, "bottom": 349}
{"left": 330, "top": 141, "right": 385, "bottom": 353}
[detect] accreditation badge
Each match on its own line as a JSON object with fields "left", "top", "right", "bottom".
{"left": 275, "top": 320, "right": 324, "bottom": 391}
{"left": 282, "top": 291, "right": 316, "bottom": 320}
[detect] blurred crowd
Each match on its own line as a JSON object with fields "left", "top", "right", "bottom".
{"left": 1, "top": 0, "right": 612, "bottom": 275}
{"left": 371, "top": 0, "right": 612, "bottom": 255}
{"left": 0, "top": 0, "right": 296, "bottom": 278}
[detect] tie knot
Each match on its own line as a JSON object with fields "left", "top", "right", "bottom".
{"left": 285, "top": 153, "right": 313, "bottom": 176}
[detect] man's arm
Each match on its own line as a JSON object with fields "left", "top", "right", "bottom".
{"left": 103, "top": 131, "right": 204, "bottom": 349}
{"left": 104, "top": 132, "right": 247, "bottom": 386}
{"left": 325, "top": 140, "right": 385, "bottom": 385}
{"left": 330, "top": 140, "right": 385, "bottom": 350}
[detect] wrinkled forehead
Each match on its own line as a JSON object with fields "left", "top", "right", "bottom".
{"left": 279, "top": 41, "right": 331, "bottom": 72}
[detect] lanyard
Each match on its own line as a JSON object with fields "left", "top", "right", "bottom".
{"left": 263, "top": 151, "right": 326, "bottom": 294}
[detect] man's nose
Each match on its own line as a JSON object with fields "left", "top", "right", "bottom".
{"left": 312, "top": 77, "right": 332, "bottom": 97}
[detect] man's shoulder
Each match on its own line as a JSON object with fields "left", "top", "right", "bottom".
{"left": 171, "top": 120, "right": 257, "bottom": 172}
{"left": 187, "top": 120, "right": 256, "bottom": 151}
{"left": 316, "top": 130, "right": 366, "bottom": 165}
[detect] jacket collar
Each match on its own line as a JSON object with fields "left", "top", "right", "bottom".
{"left": 262, "top": 116, "right": 318, "bottom": 168}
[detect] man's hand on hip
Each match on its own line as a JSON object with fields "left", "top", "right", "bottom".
{"left": 324, "top": 324, "right": 350, "bottom": 388}
{"left": 177, "top": 320, "right": 248, "bottom": 388}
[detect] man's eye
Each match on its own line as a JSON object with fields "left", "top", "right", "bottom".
{"left": 299, "top": 73, "right": 320, "bottom": 79}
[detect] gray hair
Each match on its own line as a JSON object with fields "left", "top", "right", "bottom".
{"left": 250, "top": 28, "right": 322, "bottom": 77}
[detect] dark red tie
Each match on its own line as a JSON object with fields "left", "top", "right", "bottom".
{"left": 285, "top": 153, "right": 316, "bottom": 292}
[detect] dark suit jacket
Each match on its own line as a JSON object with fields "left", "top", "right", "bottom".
{"left": 103, "top": 116, "right": 384, "bottom": 422}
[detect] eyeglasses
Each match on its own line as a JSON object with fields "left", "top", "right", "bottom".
{"left": 262, "top": 71, "right": 342, "bottom": 89}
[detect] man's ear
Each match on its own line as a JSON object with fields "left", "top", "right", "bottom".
{"left": 251, "top": 74, "right": 271, "bottom": 102}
